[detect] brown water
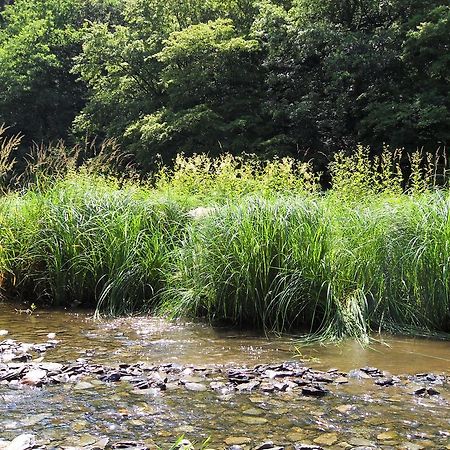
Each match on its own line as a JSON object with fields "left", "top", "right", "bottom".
{"left": 1, "top": 303, "right": 449, "bottom": 449}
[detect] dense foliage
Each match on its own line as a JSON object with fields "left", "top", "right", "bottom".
{"left": 0, "top": 0, "right": 448, "bottom": 168}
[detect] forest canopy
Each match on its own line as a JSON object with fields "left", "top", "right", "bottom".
{"left": 0, "top": 0, "right": 448, "bottom": 170}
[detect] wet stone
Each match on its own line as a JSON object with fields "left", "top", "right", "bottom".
{"left": 100, "top": 372, "right": 122, "bottom": 382}
{"left": 301, "top": 385, "right": 328, "bottom": 397}
{"left": 91, "top": 438, "right": 109, "bottom": 450}
{"left": 5, "top": 434, "right": 35, "bottom": 450}
{"left": 334, "top": 377, "right": 348, "bottom": 384}
{"left": 426, "top": 387, "right": 440, "bottom": 396}
{"left": 254, "top": 442, "right": 284, "bottom": 450}
{"left": 375, "top": 377, "right": 394, "bottom": 386}
{"left": 20, "top": 413, "right": 48, "bottom": 427}
{"left": 348, "top": 370, "right": 371, "bottom": 379}
{"left": 308, "top": 372, "right": 334, "bottom": 383}
{"left": 272, "top": 382, "right": 289, "bottom": 392}
{"left": 180, "top": 375, "right": 204, "bottom": 383}
{"left": 293, "top": 445, "right": 323, "bottom": 450}
{"left": 260, "top": 383, "right": 275, "bottom": 393}
{"left": 411, "top": 387, "right": 426, "bottom": 396}
{"left": 21, "top": 369, "right": 47, "bottom": 387}
{"left": 237, "top": 380, "right": 260, "bottom": 392}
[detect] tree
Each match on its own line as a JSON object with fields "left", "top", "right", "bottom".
{"left": 0, "top": 0, "right": 123, "bottom": 143}
{"left": 74, "top": 1, "right": 269, "bottom": 167}
{"left": 258, "top": 0, "right": 449, "bottom": 163}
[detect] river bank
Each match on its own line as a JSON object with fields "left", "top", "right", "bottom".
{"left": 1, "top": 168, "right": 450, "bottom": 341}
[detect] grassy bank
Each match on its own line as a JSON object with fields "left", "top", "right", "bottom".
{"left": 0, "top": 148, "right": 449, "bottom": 340}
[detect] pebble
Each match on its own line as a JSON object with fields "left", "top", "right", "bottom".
{"left": 184, "top": 382, "right": 207, "bottom": 392}
{"left": 5, "top": 434, "right": 35, "bottom": 450}
{"left": 313, "top": 433, "right": 338, "bottom": 446}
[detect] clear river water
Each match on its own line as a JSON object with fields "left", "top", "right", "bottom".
{"left": 0, "top": 303, "right": 449, "bottom": 449}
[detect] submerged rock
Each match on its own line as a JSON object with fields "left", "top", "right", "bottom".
{"left": 73, "top": 381, "right": 95, "bottom": 390}
{"left": 184, "top": 382, "right": 207, "bottom": 392}
{"left": 377, "top": 431, "right": 399, "bottom": 441}
{"left": 225, "top": 438, "right": 251, "bottom": 447}
{"left": 335, "top": 404, "right": 353, "bottom": 414}
{"left": 313, "top": 433, "right": 338, "bottom": 446}
{"left": 239, "top": 416, "right": 268, "bottom": 425}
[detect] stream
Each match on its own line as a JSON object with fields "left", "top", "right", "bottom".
{"left": 0, "top": 303, "right": 449, "bottom": 449}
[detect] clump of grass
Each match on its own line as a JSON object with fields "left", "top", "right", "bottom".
{"left": 162, "top": 197, "right": 332, "bottom": 332}
{"left": 319, "top": 193, "right": 449, "bottom": 340}
{"left": 0, "top": 174, "right": 186, "bottom": 315}
{"left": 1, "top": 143, "right": 450, "bottom": 341}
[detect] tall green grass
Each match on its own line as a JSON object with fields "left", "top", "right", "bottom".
{"left": 0, "top": 174, "right": 186, "bottom": 315}
{"left": 161, "top": 198, "right": 330, "bottom": 332}
{"left": 322, "top": 193, "right": 450, "bottom": 339}
{"left": 0, "top": 145, "right": 449, "bottom": 340}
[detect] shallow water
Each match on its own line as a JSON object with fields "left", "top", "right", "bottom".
{"left": 1, "top": 303, "right": 449, "bottom": 449}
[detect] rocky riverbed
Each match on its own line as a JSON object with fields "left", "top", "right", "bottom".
{"left": 1, "top": 335, "right": 449, "bottom": 450}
